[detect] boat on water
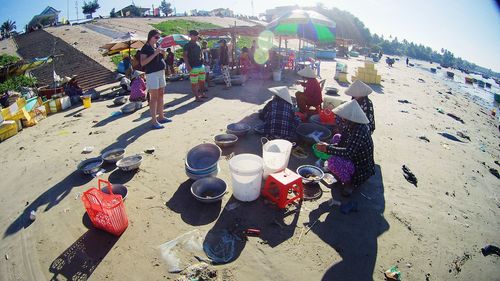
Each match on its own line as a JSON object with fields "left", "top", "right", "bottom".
{"left": 446, "top": 71, "right": 454, "bottom": 78}
{"left": 494, "top": 93, "right": 500, "bottom": 103}
{"left": 430, "top": 68, "right": 436, "bottom": 73}
{"left": 465, "top": 77, "right": 473, "bottom": 84}
{"left": 485, "top": 82, "right": 491, "bottom": 88}
{"left": 476, "top": 80, "right": 485, "bottom": 88}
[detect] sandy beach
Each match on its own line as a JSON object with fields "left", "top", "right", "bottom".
{"left": 0, "top": 19, "right": 499, "bottom": 281}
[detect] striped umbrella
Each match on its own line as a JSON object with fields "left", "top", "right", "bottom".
{"left": 158, "top": 34, "right": 190, "bottom": 48}
{"left": 267, "top": 10, "right": 336, "bottom": 44}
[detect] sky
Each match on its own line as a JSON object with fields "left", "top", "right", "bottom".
{"left": 1, "top": 0, "right": 499, "bottom": 71}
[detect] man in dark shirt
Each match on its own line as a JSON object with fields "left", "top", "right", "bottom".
{"left": 183, "top": 30, "right": 207, "bottom": 102}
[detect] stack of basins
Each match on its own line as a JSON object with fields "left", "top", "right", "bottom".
{"left": 185, "top": 143, "right": 222, "bottom": 180}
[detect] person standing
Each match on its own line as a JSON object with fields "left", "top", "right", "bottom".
{"left": 406, "top": 57, "right": 409, "bottom": 66}
{"left": 140, "top": 29, "right": 170, "bottom": 129}
{"left": 183, "top": 30, "right": 207, "bottom": 102}
{"left": 219, "top": 39, "right": 232, "bottom": 89}
{"left": 165, "top": 48, "right": 175, "bottom": 76}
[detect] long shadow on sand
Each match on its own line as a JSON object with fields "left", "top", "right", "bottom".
{"left": 309, "top": 165, "right": 389, "bottom": 281}
{"left": 48, "top": 228, "right": 119, "bottom": 280}
{"left": 4, "top": 171, "right": 94, "bottom": 237}
{"left": 98, "top": 119, "right": 152, "bottom": 154}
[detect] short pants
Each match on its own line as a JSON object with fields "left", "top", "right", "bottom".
{"left": 146, "top": 70, "right": 166, "bottom": 90}
{"left": 189, "top": 66, "right": 206, "bottom": 84}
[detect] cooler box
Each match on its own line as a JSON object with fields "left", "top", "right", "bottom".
{"left": 60, "top": 96, "right": 71, "bottom": 110}
{"left": 49, "top": 99, "right": 62, "bottom": 113}
{"left": 0, "top": 120, "right": 18, "bottom": 141}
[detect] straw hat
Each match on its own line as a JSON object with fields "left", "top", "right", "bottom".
{"left": 269, "top": 86, "right": 292, "bottom": 105}
{"left": 345, "top": 80, "right": 373, "bottom": 97}
{"left": 333, "top": 99, "right": 369, "bottom": 124}
{"left": 298, "top": 66, "right": 317, "bottom": 78}
{"left": 131, "top": 70, "right": 145, "bottom": 80}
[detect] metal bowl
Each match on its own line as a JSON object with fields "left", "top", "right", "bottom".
{"left": 185, "top": 162, "right": 219, "bottom": 175}
{"left": 325, "top": 87, "right": 339, "bottom": 96}
{"left": 113, "top": 96, "right": 128, "bottom": 105}
{"left": 226, "top": 123, "right": 251, "bottom": 136}
{"left": 186, "top": 164, "right": 220, "bottom": 180}
{"left": 296, "top": 123, "right": 332, "bottom": 145}
{"left": 190, "top": 177, "right": 227, "bottom": 203}
{"left": 185, "top": 143, "right": 221, "bottom": 172}
{"left": 116, "top": 154, "right": 143, "bottom": 171}
{"left": 214, "top": 134, "right": 238, "bottom": 148}
{"left": 134, "top": 102, "right": 143, "bottom": 110}
{"left": 78, "top": 158, "right": 103, "bottom": 175}
{"left": 121, "top": 103, "right": 136, "bottom": 114}
{"left": 296, "top": 165, "right": 325, "bottom": 184}
{"left": 101, "top": 184, "right": 128, "bottom": 200}
{"left": 254, "top": 123, "right": 265, "bottom": 135}
{"left": 101, "top": 148, "right": 126, "bottom": 163}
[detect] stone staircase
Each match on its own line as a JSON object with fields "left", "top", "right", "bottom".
{"left": 14, "top": 29, "right": 115, "bottom": 91}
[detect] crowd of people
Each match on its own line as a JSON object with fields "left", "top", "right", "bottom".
{"left": 64, "top": 28, "right": 377, "bottom": 194}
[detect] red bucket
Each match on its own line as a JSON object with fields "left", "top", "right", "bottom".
{"left": 319, "top": 108, "right": 335, "bottom": 124}
{"left": 82, "top": 179, "right": 128, "bottom": 236}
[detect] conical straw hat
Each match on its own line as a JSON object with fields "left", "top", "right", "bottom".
{"left": 345, "top": 80, "right": 373, "bottom": 97}
{"left": 297, "top": 66, "right": 317, "bottom": 78}
{"left": 333, "top": 99, "right": 369, "bottom": 124}
{"left": 268, "top": 86, "right": 292, "bottom": 105}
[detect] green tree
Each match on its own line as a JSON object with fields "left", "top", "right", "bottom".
{"left": 159, "top": 0, "right": 173, "bottom": 17}
{"left": 82, "top": 0, "right": 100, "bottom": 18}
{"left": 1, "top": 20, "right": 16, "bottom": 38}
{"left": 110, "top": 8, "right": 117, "bottom": 18}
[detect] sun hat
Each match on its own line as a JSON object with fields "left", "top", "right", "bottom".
{"left": 131, "top": 70, "right": 145, "bottom": 79}
{"left": 333, "top": 99, "right": 369, "bottom": 124}
{"left": 268, "top": 86, "right": 292, "bottom": 105}
{"left": 189, "top": 30, "right": 199, "bottom": 36}
{"left": 345, "top": 80, "right": 373, "bottom": 97}
{"left": 297, "top": 66, "right": 317, "bottom": 78}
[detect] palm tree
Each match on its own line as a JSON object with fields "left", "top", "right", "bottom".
{"left": 1, "top": 20, "right": 16, "bottom": 38}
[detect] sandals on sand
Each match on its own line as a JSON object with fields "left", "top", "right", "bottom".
{"left": 158, "top": 118, "right": 172, "bottom": 124}
{"left": 151, "top": 123, "right": 164, "bottom": 130}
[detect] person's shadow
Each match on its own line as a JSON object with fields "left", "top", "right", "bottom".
{"left": 4, "top": 171, "right": 94, "bottom": 237}
{"left": 309, "top": 165, "right": 389, "bottom": 281}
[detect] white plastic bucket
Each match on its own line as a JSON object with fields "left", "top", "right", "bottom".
{"left": 272, "top": 70, "right": 282, "bottom": 82}
{"left": 228, "top": 154, "right": 263, "bottom": 202}
{"left": 261, "top": 138, "right": 292, "bottom": 179}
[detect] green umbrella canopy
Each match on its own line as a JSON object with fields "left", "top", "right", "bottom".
{"left": 267, "top": 10, "right": 336, "bottom": 44}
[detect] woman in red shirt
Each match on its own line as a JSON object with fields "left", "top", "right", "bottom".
{"left": 295, "top": 66, "right": 322, "bottom": 114}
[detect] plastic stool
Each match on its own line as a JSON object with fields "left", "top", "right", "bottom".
{"left": 262, "top": 169, "right": 303, "bottom": 208}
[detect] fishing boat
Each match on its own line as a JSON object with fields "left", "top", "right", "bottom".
{"left": 476, "top": 80, "right": 485, "bottom": 88}
{"left": 430, "top": 68, "right": 436, "bottom": 73}
{"left": 446, "top": 71, "right": 454, "bottom": 78}
{"left": 464, "top": 77, "right": 473, "bottom": 84}
{"left": 485, "top": 82, "right": 491, "bottom": 88}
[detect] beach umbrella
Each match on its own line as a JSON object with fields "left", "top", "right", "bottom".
{"left": 158, "top": 34, "right": 190, "bottom": 48}
{"left": 267, "top": 10, "right": 336, "bottom": 44}
{"left": 99, "top": 32, "right": 147, "bottom": 55}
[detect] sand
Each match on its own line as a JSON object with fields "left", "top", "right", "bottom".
{"left": 0, "top": 21, "right": 499, "bottom": 281}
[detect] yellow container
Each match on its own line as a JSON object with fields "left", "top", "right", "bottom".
{"left": 82, "top": 96, "right": 91, "bottom": 109}
{"left": 364, "top": 62, "right": 375, "bottom": 69}
{"left": 0, "top": 120, "right": 18, "bottom": 141}
{"left": 49, "top": 99, "right": 62, "bottom": 113}
{"left": 375, "top": 75, "right": 381, "bottom": 84}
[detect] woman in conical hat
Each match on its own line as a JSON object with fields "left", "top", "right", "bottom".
{"left": 345, "top": 80, "right": 375, "bottom": 134}
{"left": 316, "top": 100, "right": 375, "bottom": 196}
{"left": 295, "top": 66, "right": 322, "bottom": 115}
{"left": 259, "top": 86, "right": 299, "bottom": 141}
